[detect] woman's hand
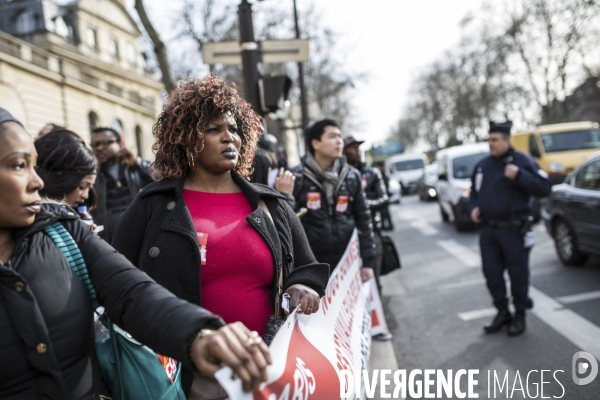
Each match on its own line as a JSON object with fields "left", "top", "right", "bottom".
{"left": 360, "top": 267, "right": 374, "bottom": 282}
{"left": 190, "top": 322, "right": 272, "bottom": 393}
{"left": 275, "top": 168, "right": 295, "bottom": 195}
{"left": 284, "top": 284, "right": 320, "bottom": 315}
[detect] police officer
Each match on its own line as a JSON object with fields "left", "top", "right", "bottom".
{"left": 469, "top": 121, "right": 552, "bottom": 336}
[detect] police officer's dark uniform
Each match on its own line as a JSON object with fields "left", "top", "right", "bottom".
{"left": 469, "top": 121, "right": 552, "bottom": 336}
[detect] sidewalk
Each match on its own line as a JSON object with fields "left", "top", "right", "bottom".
{"left": 368, "top": 338, "right": 400, "bottom": 399}
{"left": 368, "top": 288, "right": 400, "bottom": 400}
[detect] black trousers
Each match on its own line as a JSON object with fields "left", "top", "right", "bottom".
{"left": 479, "top": 225, "right": 533, "bottom": 311}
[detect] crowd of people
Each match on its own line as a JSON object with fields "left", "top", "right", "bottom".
{"left": 0, "top": 68, "right": 555, "bottom": 399}
{"left": 0, "top": 73, "right": 395, "bottom": 400}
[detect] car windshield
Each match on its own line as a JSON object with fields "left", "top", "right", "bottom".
{"left": 453, "top": 153, "right": 487, "bottom": 179}
{"left": 541, "top": 129, "right": 600, "bottom": 153}
{"left": 394, "top": 159, "right": 425, "bottom": 171}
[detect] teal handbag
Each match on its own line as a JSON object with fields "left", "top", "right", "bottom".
{"left": 44, "top": 222, "right": 186, "bottom": 400}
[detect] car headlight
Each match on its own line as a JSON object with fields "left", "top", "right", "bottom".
{"left": 428, "top": 188, "right": 437, "bottom": 197}
{"left": 549, "top": 161, "right": 566, "bottom": 173}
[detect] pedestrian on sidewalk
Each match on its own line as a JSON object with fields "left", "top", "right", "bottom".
{"left": 0, "top": 108, "right": 271, "bottom": 399}
{"left": 281, "top": 119, "right": 375, "bottom": 282}
{"left": 34, "top": 129, "right": 98, "bottom": 210}
{"left": 111, "top": 75, "right": 329, "bottom": 400}
{"left": 469, "top": 120, "right": 552, "bottom": 336}
{"left": 90, "top": 127, "right": 153, "bottom": 242}
{"left": 343, "top": 135, "right": 388, "bottom": 293}
{"left": 374, "top": 161, "right": 395, "bottom": 231}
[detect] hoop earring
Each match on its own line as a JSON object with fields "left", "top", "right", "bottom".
{"left": 187, "top": 150, "right": 195, "bottom": 172}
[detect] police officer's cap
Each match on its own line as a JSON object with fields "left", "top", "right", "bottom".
{"left": 489, "top": 120, "right": 513, "bottom": 135}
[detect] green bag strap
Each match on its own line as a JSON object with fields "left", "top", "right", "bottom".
{"left": 44, "top": 222, "right": 100, "bottom": 310}
{"left": 44, "top": 222, "right": 126, "bottom": 399}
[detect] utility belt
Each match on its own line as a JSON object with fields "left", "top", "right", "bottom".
{"left": 481, "top": 215, "right": 534, "bottom": 235}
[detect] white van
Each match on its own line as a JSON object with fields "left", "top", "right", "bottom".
{"left": 435, "top": 142, "right": 489, "bottom": 231}
{"left": 385, "top": 153, "right": 428, "bottom": 194}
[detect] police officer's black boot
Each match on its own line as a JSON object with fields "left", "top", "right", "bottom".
{"left": 484, "top": 308, "right": 512, "bottom": 333}
{"left": 507, "top": 310, "right": 526, "bottom": 337}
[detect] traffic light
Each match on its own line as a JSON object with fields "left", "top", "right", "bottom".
{"left": 259, "top": 75, "right": 292, "bottom": 114}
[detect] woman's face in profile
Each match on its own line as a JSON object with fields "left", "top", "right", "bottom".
{"left": 65, "top": 173, "right": 96, "bottom": 208}
{"left": 196, "top": 112, "right": 242, "bottom": 174}
{"left": 0, "top": 123, "right": 44, "bottom": 228}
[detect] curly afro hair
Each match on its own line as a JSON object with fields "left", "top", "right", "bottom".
{"left": 151, "top": 74, "right": 262, "bottom": 180}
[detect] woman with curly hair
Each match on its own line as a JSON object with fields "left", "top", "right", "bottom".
{"left": 112, "top": 75, "right": 329, "bottom": 399}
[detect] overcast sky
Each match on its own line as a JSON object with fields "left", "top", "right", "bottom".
{"left": 136, "top": 0, "right": 485, "bottom": 146}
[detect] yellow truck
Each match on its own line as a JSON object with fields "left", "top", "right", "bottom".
{"left": 512, "top": 121, "right": 600, "bottom": 184}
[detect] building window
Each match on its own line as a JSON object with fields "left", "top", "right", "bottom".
{"left": 109, "top": 39, "right": 119, "bottom": 59}
{"left": 86, "top": 28, "right": 97, "bottom": 49}
{"left": 127, "top": 43, "right": 136, "bottom": 65}
{"left": 135, "top": 126, "right": 143, "bottom": 158}
{"left": 16, "top": 11, "right": 35, "bottom": 34}
{"left": 88, "top": 111, "right": 98, "bottom": 134}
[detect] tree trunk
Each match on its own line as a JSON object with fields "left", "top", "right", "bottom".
{"left": 134, "top": 0, "right": 176, "bottom": 92}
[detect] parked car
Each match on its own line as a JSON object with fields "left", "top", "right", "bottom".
{"left": 417, "top": 162, "right": 438, "bottom": 201}
{"left": 435, "top": 143, "right": 489, "bottom": 231}
{"left": 385, "top": 153, "right": 427, "bottom": 195}
{"left": 512, "top": 121, "right": 600, "bottom": 185}
{"left": 542, "top": 151, "right": 600, "bottom": 265}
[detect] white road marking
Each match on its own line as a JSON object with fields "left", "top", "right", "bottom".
{"left": 556, "top": 290, "right": 600, "bottom": 305}
{"left": 458, "top": 308, "right": 497, "bottom": 321}
{"left": 436, "top": 239, "right": 480, "bottom": 268}
{"left": 456, "top": 287, "right": 600, "bottom": 360}
{"left": 397, "top": 208, "right": 439, "bottom": 236}
{"left": 410, "top": 220, "right": 438, "bottom": 236}
{"left": 530, "top": 286, "right": 600, "bottom": 360}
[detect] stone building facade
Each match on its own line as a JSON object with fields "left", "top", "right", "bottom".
{"left": 0, "top": 0, "right": 163, "bottom": 158}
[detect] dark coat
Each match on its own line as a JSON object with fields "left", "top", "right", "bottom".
{"left": 356, "top": 162, "right": 388, "bottom": 231}
{"left": 0, "top": 204, "right": 224, "bottom": 400}
{"left": 91, "top": 157, "right": 153, "bottom": 242}
{"left": 469, "top": 147, "right": 552, "bottom": 221}
{"left": 290, "top": 156, "right": 376, "bottom": 270}
{"left": 111, "top": 172, "right": 330, "bottom": 397}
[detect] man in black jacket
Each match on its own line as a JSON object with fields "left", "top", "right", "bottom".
{"left": 90, "top": 127, "right": 153, "bottom": 242}
{"left": 343, "top": 136, "right": 388, "bottom": 290}
{"left": 288, "top": 119, "right": 376, "bottom": 280}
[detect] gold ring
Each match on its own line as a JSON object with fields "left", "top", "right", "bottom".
{"left": 245, "top": 331, "right": 263, "bottom": 347}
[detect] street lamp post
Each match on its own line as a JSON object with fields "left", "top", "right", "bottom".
{"left": 238, "top": 0, "right": 262, "bottom": 113}
{"left": 293, "top": 0, "right": 309, "bottom": 133}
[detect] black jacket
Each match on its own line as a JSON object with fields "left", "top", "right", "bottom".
{"left": 290, "top": 156, "right": 376, "bottom": 270}
{"left": 469, "top": 147, "right": 552, "bottom": 221}
{"left": 356, "top": 162, "right": 388, "bottom": 231}
{"left": 111, "top": 172, "right": 330, "bottom": 396}
{"left": 91, "top": 157, "right": 153, "bottom": 242}
{"left": 0, "top": 204, "right": 224, "bottom": 400}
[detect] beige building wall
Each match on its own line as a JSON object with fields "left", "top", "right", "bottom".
{"left": 0, "top": 0, "right": 163, "bottom": 159}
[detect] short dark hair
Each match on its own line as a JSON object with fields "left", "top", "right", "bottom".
{"left": 92, "top": 126, "right": 121, "bottom": 143}
{"left": 306, "top": 119, "right": 339, "bottom": 154}
{"left": 35, "top": 130, "right": 98, "bottom": 207}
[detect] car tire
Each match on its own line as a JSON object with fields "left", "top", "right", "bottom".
{"left": 440, "top": 204, "right": 449, "bottom": 222}
{"left": 453, "top": 205, "right": 469, "bottom": 232}
{"left": 552, "top": 219, "right": 588, "bottom": 266}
